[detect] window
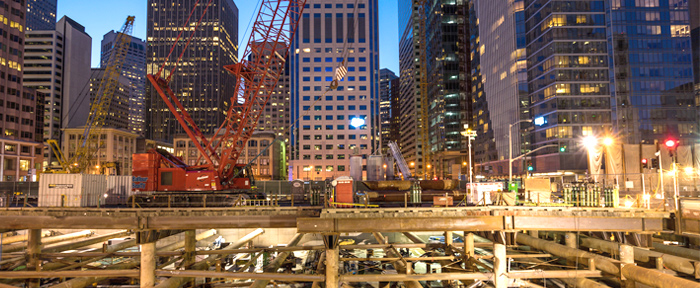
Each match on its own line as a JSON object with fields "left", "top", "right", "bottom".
{"left": 326, "top": 165, "right": 334, "bottom": 172}
{"left": 326, "top": 135, "right": 333, "bottom": 140}
{"left": 360, "top": 144, "right": 368, "bottom": 149}
{"left": 303, "top": 86, "right": 310, "bottom": 91}
{"left": 325, "top": 57, "right": 333, "bottom": 62}
{"left": 326, "top": 76, "right": 333, "bottom": 81}
{"left": 314, "top": 145, "right": 321, "bottom": 150}
{"left": 337, "top": 96, "right": 344, "bottom": 101}
{"left": 303, "top": 67, "right": 311, "bottom": 72}
{"left": 314, "top": 76, "right": 322, "bottom": 81}
{"left": 303, "top": 145, "right": 311, "bottom": 150}
{"left": 325, "top": 96, "right": 333, "bottom": 101}
{"left": 303, "top": 106, "right": 310, "bottom": 111}
{"left": 326, "top": 67, "right": 333, "bottom": 72}
{"left": 315, "top": 155, "right": 322, "bottom": 160}
{"left": 337, "top": 144, "right": 345, "bottom": 149}
{"left": 360, "top": 86, "right": 366, "bottom": 91}
{"left": 337, "top": 105, "right": 344, "bottom": 110}
{"left": 360, "top": 134, "right": 368, "bottom": 140}
{"left": 313, "top": 67, "right": 321, "bottom": 72}
{"left": 337, "top": 115, "right": 345, "bottom": 120}
{"left": 315, "top": 115, "right": 322, "bottom": 120}
{"left": 303, "top": 125, "right": 310, "bottom": 130}
{"left": 326, "top": 125, "right": 333, "bottom": 130}
{"left": 303, "top": 115, "right": 310, "bottom": 120}
{"left": 326, "top": 105, "right": 333, "bottom": 110}
{"left": 303, "top": 135, "right": 311, "bottom": 140}
{"left": 303, "top": 155, "right": 311, "bottom": 160}
{"left": 337, "top": 135, "right": 345, "bottom": 140}
{"left": 337, "top": 125, "right": 345, "bottom": 130}
{"left": 349, "top": 105, "right": 356, "bottom": 110}
{"left": 303, "top": 96, "right": 310, "bottom": 101}
{"left": 303, "top": 57, "right": 310, "bottom": 62}
{"left": 314, "top": 57, "right": 321, "bottom": 62}
{"left": 360, "top": 105, "right": 367, "bottom": 110}
{"left": 19, "top": 160, "right": 30, "bottom": 171}
{"left": 314, "top": 125, "right": 322, "bottom": 130}
{"left": 348, "top": 96, "right": 356, "bottom": 100}
{"left": 359, "top": 76, "right": 366, "bottom": 81}
{"left": 337, "top": 154, "right": 345, "bottom": 159}
{"left": 314, "top": 106, "right": 322, "bottom": 111}
{"left": 338, "top": 165, "right": 345, "bottom": 171}
{"left": 359, "top": 67, "right": 366, "bottom": 71}
{"left": 359, "top": 57, "right": 366, "bottom": 62}
{"left": 4, "top": 144, "right": 16, "bottom": 153}
{"left": 326, "top": 115, "right": 333, "bottom": 120}
{"left": 315, "top": 135, "right": 322, "bottom": 140}
{"left": 349, "top": 135, "right": 356, "bottom": 140}
{"left": 348, "top": 67, "right": 355, "bottom": 72}
{"left": 326, "top": 155, "right": 334, "bottom": 160}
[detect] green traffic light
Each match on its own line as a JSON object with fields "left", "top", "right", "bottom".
{"left": 527, "top": 166, "right": 533, "bottom": 171}
{"left": 559, "top": 147, "right": 566, "bottom": 152}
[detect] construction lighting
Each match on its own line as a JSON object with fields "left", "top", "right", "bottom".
{"left": 582, "top": 136, "right": 597, "bottom": 150}
{"left": 684, "top": 167, "right": 694, "bottom": 175}
{"left": 602, "top": 137, "right": 613, "bottom": 146}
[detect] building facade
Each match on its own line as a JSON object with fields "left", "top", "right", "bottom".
{"left": 26, "top": 0, "right": 56, "bottom": 31}
{"left": 397, "top": 0, "right": 425, "bottom": 177}
{"left": 85, "top": 68, "right": 132, "bottom": 130}
{"left": 472, "top": 0, "right": 531, "bottom": 177}
{"left": 146, "top": 0, "right": 239, "bottom": 142}
{"left": 101, "top": 31, "right": 147, "bottom": 136}
{"left": 424, "top": 0, "right": 470, "bottom": 179}
{"left": 379, "top": 68, "right": 397, "bottom": 154}
{"left": 23, "top": 17, "right": 91, "bottom": 167}
{"left": 1, "top": 0, "right": 44, "bottom": 181}
{"left": 173, "top": 131, "right": 285, "bottom": 181}
{"left": 62, "top": 127, "right": 139, "bottom": 176}
{"left": 290, "top": 0, "right": 380, "bottom": 180}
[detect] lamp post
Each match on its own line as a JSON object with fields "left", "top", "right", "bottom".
{"left": 461, "top": 125, "right": 477, "bottom": 198}
{"left": 508, "top": 120, "right": 532, "bottom": 186}
{"left": 582, "top": 135, "right": 598, "bottom": 180}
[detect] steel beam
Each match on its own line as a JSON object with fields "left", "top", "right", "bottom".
{"left": 42, "top": 230, "right": 130, "bottom": 253}
{"left": 154, "top": 270, "right": 324, "bottom": 281}
{"left": 339, "top": 273, "right": 492, "bottom": 282}
{"left": 2, "top": 230, "right": 94, "bottom": 253}
{"left": 249, "top": 233, "right": 304, "bottom": 288}
{"left": 1, "top": 230, "right": 51, "bottom": 244}
{"left": 0, "top": 270, "right": 139, "bottom": 279}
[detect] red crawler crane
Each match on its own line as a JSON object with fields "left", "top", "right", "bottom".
{"left": 132, "top": 0, "right": 305, "bottom": 206}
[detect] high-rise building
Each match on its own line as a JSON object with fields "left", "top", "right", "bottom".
{"left": 424, "top": 0, "right": 470, "bottom": 179}
{"left": 389, "top": 77, "right": 401, "bottom": 145}
{"left": 397, "top": 0, "right": 424, "bottom": 176}
{"left": 692, "top": 0, "right": 700, "bottom": 112}
{"left": 23, "top": 16, "right": 92, "bottom": 167}
{"left": 607, "top": 0, "right": 696, "bottom": 144}
{"left": 472, "top": 0, "right": 531, "bottom": 176}
{"left": 84, "top": 68, "right": 132, "bottom": 130}
{"left": 146, "top": 0, "right": 239, "bottom": 142}
{"left": 251, "top": 42, "right": 290, "bottom": 164}
{"left": 290, "top": 0, "right": 380, "bottom": 180}
{"left": 26, "top": 0, "right": 57, "bottom": 31}
{"left": 101, "top": 31, "right": 147, "bottom": 136}
{"left": 379, "top": 68, "right": 397, "bottom": 154}
{"left": 1, "top": 0, "right": 44, "bottom": 181}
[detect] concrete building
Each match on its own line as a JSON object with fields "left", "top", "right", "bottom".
{"left": 23, "top": 17, "right": 91, "bottom": 167}
{"left": 146, "top": 0, "right": 239, "bottom": 142}
{"left": 379, "top": 68, "right": 397, "bottom": 154}
{"left": 101, "top": 31, "right": 147, "bottom": 136}
{"left": 389, "top": 77, "right": 401, "bottom": 145}
{"left": 26, "top": 0, "right": 57, "bottom": 31}
{"left": 424, "top": 0, "right": 470, "bottom": 180}
{"left": 290, "top": 0, "right": 380, "bottom": 180}
{"left": 397, "top": 0, "right": 425, "bottom": 177}
{"left": 472, "top": 0, "right": 531, "bottom": 177}
{"left": 62, "top": 127, "right": 139, "bottom": 176}
{"left": 1, "top": 0, "right": 45, "bottom": 181}
{"left": 251, "top": 42, "right": 290, "bottom": 161}
{"left": 84, "top": 68, "right": 132, "bottom": 130}
{"left": 173, "top": 131, "right": 285, "bottom": 181}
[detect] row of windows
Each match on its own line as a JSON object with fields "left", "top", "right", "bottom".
{"left": 302, "top": 134, "right": 367, "bottom": 140}
{"left": 302, "top": 86, "right": 367, "bottom": 91}
{"left": 302, "top": 95, "right": 367, "bottom": 101}
{"left": 302, "top": 144, "right": 368, "bottom": 150}
{"left": 303, "top": 76, "right": 367, "bottom": 82}
{"left": 302, "top": 105, "right": 368, "bottom": 111}
{"left": 305, "top": 3, "right": 365, "bottom": 9}
{"left": 301, "top": 125, "right": 367, "bottom": 130}
{"left": 302, "top": 57, "right": 367, "bottom": 63}
{"left": 302, "top": 66, "right": 366, "bottom": 72}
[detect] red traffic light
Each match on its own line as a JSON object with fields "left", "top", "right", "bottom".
{"left": 641, "top": 158, "right": 647, "bottom": 164}
{"left": 665, "top": 139, "right": 677, "bottom": 148}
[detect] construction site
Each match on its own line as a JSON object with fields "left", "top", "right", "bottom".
{"left": 1, "top": 0, "right": 700, "bottom": 287}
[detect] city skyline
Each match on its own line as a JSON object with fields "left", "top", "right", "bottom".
{"left": 55, "top": 0, "right": 400, "bottom": 73}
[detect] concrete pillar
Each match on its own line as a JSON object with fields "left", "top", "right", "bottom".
{"left": 140, "top": 242, "right": 156, "bottom": 288}
{"left": 325, "top": 246, "right": 339, "bottom": 288}
{"left": 528, "top": 230, "right": 538, "bottom": 238}
{"left": 445, "top": 231, "right": 453, "bottom": 250}
{"left": 564, "top": 232, "right": 577, "bottom": 266}
{"left": 26, "top": 229, "right": 42, "bottom": 288}
{"left": 493, "top": 243, "right": 508, "bottom": 288}
{"left": 619, "top": 244, "right": 635, "bottom": 288}
{"left": 184, "top": 230, "right": 196, "bottom": 267}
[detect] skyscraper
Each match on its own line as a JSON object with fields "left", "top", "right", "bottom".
{"left": 424, "top": 0, "right": 470, "bottom": 179}
{"left": 290, "top": 0, "right": 380, "bottom": 180}
{"left": 472, "top": 0, "right": 531, "bottom": 176}
{"left": 607, "top": 0, "right": 696, "bottom": 144}
{"left": 146, "top": 0, "right": 238, "bottom": 142}
{"left": 26, "top": 0, "right": 57, "bottom": 31}
{"left": 379, "top": 68, "right": 397, "bottom": 154}
{"left": 101, "top": 31, "right": 147, "bottom": 136}
{"left": 86, "top": 68, "right": 132, "bottom": 130}
{"left": 23, "top": 16, "right": 91, "bottom": 167}
{"left": 2, "top": 0, "right": 44, "bottom": 181}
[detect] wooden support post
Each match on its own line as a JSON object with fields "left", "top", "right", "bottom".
{"left": 26, "top": 229, "right": 41, "bottom": 288}
{"left": 183, "top": 230, "right": 196, "bottom": 267}
{"left": 493, "top": 243, "right": 508, "bottom": 288}
{"left": 140, "top": 242, "right": 156, "bottom": 288}
{"left": 619, "top": 244, "right": 635, "bottom": 288}
{"left": 325, "top": 245, "right": 339, "bottom": 288}
{"left": 564, "top": 232, "right": 577, "bottom": 266}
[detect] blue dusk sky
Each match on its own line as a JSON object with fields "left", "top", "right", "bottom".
{"left": 56, "top": 0, "right": 400, "bottom": 74}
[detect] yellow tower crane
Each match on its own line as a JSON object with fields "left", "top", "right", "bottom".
{"left": 45, "top": 16, "right": 135, "bottom": 174}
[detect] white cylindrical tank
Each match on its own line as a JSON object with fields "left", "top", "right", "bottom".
{"left": 349, "top": 156, "right": 363, "bottom": 181}
{"left": 367, "top": 155, "right": 384, "bottom": 181}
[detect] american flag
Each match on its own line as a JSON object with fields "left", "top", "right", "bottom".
{"left": 334, "top": 62, "right": 347, "bottom": 81}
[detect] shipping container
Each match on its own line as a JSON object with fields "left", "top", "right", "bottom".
{"left": 38, "top": 174, "right": 107, "bottom": 207}
{"left": 105, "top": 176, "right": 133, "bottom": 206}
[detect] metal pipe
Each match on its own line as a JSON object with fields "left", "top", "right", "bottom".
{"left": 340, "top": 273, "right": 492, "bottom": 282}
{"left": 0, "top": 230, "right": 51, "bottom": 244}
{"left": 155, "top": 228, "right": 265, "bottom": 288}
{"left": 2, "top": 230, "right": 94, "bottom": 253}
{"left": 580, "top": 236, "right": 696, "bottom": 276}
{"left": 43, "top": 230, "right": 131, "bottom": 253}
{"left": 517, "top": 233, "right": 700, "bottom": 288}
{"left": 651, "top": 242, "right": 700, "bottom": 261}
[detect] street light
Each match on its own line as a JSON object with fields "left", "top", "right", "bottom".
{"left": 461, "top": 124, "right": 477, "bottom": 197}
{"left": 508, "top": 119, "right": 532, "bottom": 185}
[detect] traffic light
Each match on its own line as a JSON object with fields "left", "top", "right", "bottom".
{"left": 651, "top": 158, "right": 659, "bottom": 169}
{"left": 559, "top": 145, "right": 567, "bottom": 152}
{"left": 527, "top": 160, "right": 533, "bottom": 171}
{"left": 641, "top": 158, "right": 648, "bottom": 169}
{"left": 665, "top": 138, "right": 678, "bottom": 157}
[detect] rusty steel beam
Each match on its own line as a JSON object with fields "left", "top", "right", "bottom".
{"left": 0, "top": 270, "right": 139, "bottom": 279}
{"left": 580, "top": 236, "right": 698, "bottom": 277}
{"left": 0, "top": 215, "right": 138, "bottom": 230}
{"left": 154, "top": 270, "right": 324, "bottom": 281}
{"left": 339, "top": 273, "right": 492, "bottom": 282}
{"left": 2, "top": 230, "right": 94, "bottom": 253}
{"left": 249, "top": 233, "right": 304, "bottom": 288}
{"left": 517, "top": 233, "right": 700, "bottom": 288}
{"left": 43, "top": 230, "right": 131, "bottom": 253}
{"left": 0, "top": 230, "right": 52, "bottom": 244}
{"left": 651, "top": 241, "right": 700, "bottom": 261}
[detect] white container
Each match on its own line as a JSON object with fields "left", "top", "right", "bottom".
{"left": 39, "top": 174, "right": 107, "bottom": 207}
{"left": 106, "top": 176, "right": 133, "bottom": 206}
{"left": 349, "top": 156, "right": 363, "bottom": 181}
